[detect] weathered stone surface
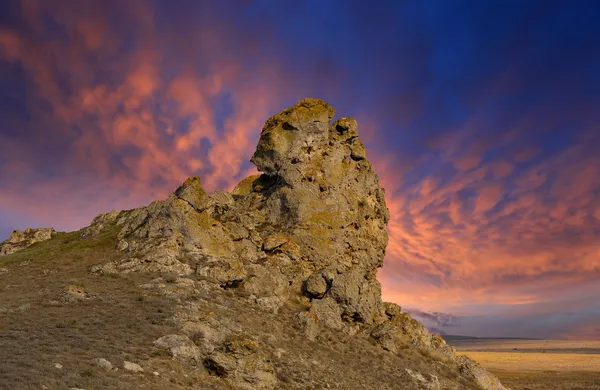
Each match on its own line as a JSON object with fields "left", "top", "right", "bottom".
{"left": 225, "top": 222, "right": 249, "bottom": 241}
{"left": 458, "top": 356, "right": 507, "bottom": 390}
{"left": 310, "top": 297, "right": 344, "bottom": 330}
{"left": 293, "top": 311, "right": 321, "bottom": 341}
{"left": 383, "top": 301, "right": 403, "bottom": 319}
{"left": 196, "top": 256, "right": 246, "bottom": 287}
{"left": 262, "top": 233, "right": 290, "bottom": 251}
{"left": 371, "top": 308, "right": 455, "bottom": 358}
{"left": 59, "top": 284, "right": 92, "bottom": 303}
{"left": 81, "top": 210, "right": 119, "bottom": 238}
{"left": 302, "top": 267, "right": 336, "bottom": 299}
{"left": 205, "top": 339, "right": 277, "bottom": 390}
{"left": 405, "top": 369, "right": 441, "bottom": 390}
{"left": 153, "top": 334, "right": 210, "bottom": 360}
{"left": 232, "top": 174, "right": 261, "bottom": 196}
{"left": 175, "top": 176, "right": 210, "bottom": 212}
{"left": 256, "top": 296, "right": 283, "bottom": 314}
{"left": 0, "top": 228, "right": 55, "bottom": 256}
{"left": 123, "top": 361, "right": 144, "bottom": 373}
{"left": 93, "top": 358, "right": 116, "bottom": 371}
{"left": 242, "top": 264, "right": 288, "bottom": 299}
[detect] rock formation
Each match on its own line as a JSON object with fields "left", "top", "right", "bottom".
{"left": 68, "top": 99, "right": 503, "bottom": 389}
{"left": 0, "top": 228, "right": 55, "bottom": 256}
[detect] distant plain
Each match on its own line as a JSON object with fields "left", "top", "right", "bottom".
{"left": 450, "top": 338, "right": 600, "bottom": 390}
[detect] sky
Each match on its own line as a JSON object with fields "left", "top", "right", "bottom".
{"left": 1, "top": 0, "right": 599, "bottom": 339}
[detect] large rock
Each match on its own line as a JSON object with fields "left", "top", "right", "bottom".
{"left": 0, "top": 228, "right": 55, "bottom": 256}
{"left": 234, "top": 98, "right": 390, "bottom": 328}
{"left": 84, "top": 98, "right": 504, "bottom": 390}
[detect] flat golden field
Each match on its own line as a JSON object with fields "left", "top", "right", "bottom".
{"left": 450, "top": 338, "right": 600, "bottom": 390}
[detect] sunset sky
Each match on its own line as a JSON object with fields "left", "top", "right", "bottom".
{"left": 1, "top": 0, "right": 599, "bottom": 339}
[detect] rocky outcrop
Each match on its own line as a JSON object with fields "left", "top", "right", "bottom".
{"left": 371, "top": 302, "right": 455, "bottom": 358}
{"left": 85, "top": 98, "right": 505, "bottom": 390}
{"left": 0, "top": 228, "right": 55, "bottom": 256}
{"left": 458, "top": 355, "right": 507, "bottom": 390}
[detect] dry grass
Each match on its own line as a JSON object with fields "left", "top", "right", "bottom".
{"left": 452, "top": 339, "right": 600, "bottom": 354}
{"left": 459, "top": 351, "right": 600, "bottom": 372}
{"left": 452, "top": 338, "right": 600, "bottom": 390}
{"left": 0, "top": 228, "right": 192, "bottom": 390}
{"left": 490, "top": 371, "right": 600, "bottom": 390}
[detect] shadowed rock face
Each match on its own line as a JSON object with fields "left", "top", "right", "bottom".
{"left": 0, "top": 228, "right": 55, "bottom": 256}
{"left": 83, "top": 98, "right": 505, "bottom": 390}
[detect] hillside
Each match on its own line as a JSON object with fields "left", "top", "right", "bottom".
{"left": 0, "top": 99, "right": 505, "bottom": 390}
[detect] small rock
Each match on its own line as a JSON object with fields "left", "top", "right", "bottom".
{"left": 303, "top": 271, "right": 330, "bottom": 298}
{"left": 256, "top": 296, "right": 283, "bottom": 314}
{"left": 116, "top": 239, "right": 129, "bottom": 251}
{"left": 60, "top": 285, "right": 91, "bottom": 303}
{"left": 54, "top": 363, "right": 63, "bottom": 369}
{"left": 93, "top": 357, "right": 114, "bottom": 371}
{"left": 123, "top": 361, "right": 144, "bottom": 372}
{"left": 262, "top": 233, "right": 290, "bottom": 251}
{"left": 153, "top": 371, "right": 160, "bottom": 376}
{"left": 0, "top": 268, "right": 8, "bottom": 273}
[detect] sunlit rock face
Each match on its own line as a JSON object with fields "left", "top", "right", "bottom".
{"left": 90, "top": 98, "right": 390, "bottom": 327}
{"left": 0, "top": 228, "right": 55, "bottom": 256}
{"left": 84, "top": 99, "right": 504, "bottom": 390}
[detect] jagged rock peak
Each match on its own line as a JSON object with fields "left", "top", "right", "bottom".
{"left": 251, "top": 98, "right": 336, "bottom": 177}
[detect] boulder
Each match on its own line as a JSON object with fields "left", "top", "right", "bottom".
{"left": 123, "top": 361, "right": 144, "bottom": 373}
{"left": 93, "top": 358, "right": 116, "bottom": 371}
